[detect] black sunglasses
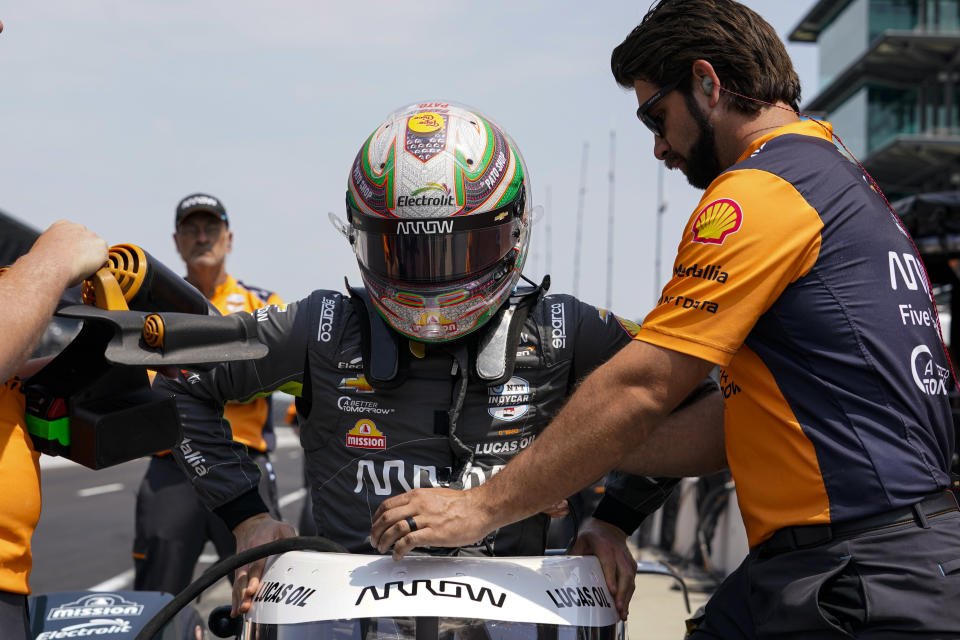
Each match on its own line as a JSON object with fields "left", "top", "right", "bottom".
{"left": 636, "top": 78, "right": 683, "bottom": 138}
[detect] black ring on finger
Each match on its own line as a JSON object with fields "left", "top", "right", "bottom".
{"left": 405, "top": 516, "right": 418, "bottom": 532}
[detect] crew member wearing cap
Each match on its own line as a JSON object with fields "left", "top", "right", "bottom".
{"left": 132, "top": 193, "right": 285, "bottom": 594}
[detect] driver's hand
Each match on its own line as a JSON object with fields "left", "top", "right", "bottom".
{"left": 371, "top": 487, "right": 494, "bottom": 559}
{"left": 568, "top": 518, "right": 636, "bottom": 620}
{"left": 231, "top": 514, "right": 296, "bottom": 617}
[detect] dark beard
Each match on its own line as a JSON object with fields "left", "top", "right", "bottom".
{"left": 681, "top": 91, "right": 723, "bottom": 190}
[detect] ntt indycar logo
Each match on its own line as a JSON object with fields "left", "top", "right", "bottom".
{"left": 396, "top": 219, "right": 454, "bottom": 234}
{"left": 488, "top": 377, "right": 531, "bottom": 421}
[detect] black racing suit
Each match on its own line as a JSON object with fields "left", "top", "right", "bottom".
{"left": 159, "top": 287, "right": 713, "bottom": 554}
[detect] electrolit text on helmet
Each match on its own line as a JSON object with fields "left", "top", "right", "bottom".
{"left": 396, "top": 194, "right": 456, "bottom": 208}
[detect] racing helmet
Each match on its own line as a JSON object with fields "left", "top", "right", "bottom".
{"left": 343, "top": 101, "right": 531, "bottom": 342}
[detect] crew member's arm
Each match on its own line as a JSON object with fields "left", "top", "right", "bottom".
{"left": 569, "top": 384, "right": 724, "bottom": 616}
{"left": 0, "top": 220, "right": 107, "bottom": 381}
{"left": 371, "top": 340, "right": 716, "bottom": 553}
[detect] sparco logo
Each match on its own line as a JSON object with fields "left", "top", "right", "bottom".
{"left": 337, "top": 396, "right": 394, "bottom": 415}
{"left": 356, "top": 580, "right": 506, "bottom": 607}
{"left": 911, "top": 344, "right": 949, "bottom": 395}
{"left": 318, "top": 297, "right": 336, "bottom": 342}
{"left": 179, "top": 438, "right": 208, "bottom": 476}
{"left": 47, "top": 594, "right": 144, "bottom": 620}
{"left": 550, "top": 302, "right": 566, "bottom": 348}
{"left": 396, "top": 219, "right": 454, "bottom": 234}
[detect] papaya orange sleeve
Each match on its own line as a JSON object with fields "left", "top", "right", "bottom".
{"left": 636, "top": 169, "right": 822, "bottom": 365}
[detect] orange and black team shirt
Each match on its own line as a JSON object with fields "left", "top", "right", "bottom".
{"left": 636, "top": 119, "right": 954, "bottom": 547}
{"left": 0, "top": 377, "right": 41, "bottom": 594}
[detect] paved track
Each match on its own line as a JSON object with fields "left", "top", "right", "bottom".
{"left": 30, "top": 426, "right": 307, "bottom": 595}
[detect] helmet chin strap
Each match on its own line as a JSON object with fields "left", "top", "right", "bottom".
{"left": 475, "top": 274, "right": 549, "bottom": 386}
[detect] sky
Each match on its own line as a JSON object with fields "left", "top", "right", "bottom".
{"left": 0, "top": 1, "right": 820, "bottom": 321}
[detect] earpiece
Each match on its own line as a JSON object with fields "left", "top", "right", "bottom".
{"left": 701, "top": 76, "right": 714, "bottom": 96}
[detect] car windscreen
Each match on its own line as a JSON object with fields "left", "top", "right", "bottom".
{"left": 239, "top": 616, "right": 619, "bottom": 640}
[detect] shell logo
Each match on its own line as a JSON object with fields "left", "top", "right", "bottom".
{"left": 408, "top": 112, "right": 444, "bottom": 135}
{"left": 692, "top": 198, "right": 742, "bottom": 245}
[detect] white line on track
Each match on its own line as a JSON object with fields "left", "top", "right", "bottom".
{"left": 278, "top": 488, "right": 306, "bottom": 508}
{"left": 88, "top": 569, "right": 134, "bottom": 592}
{"left": 77, "top": 483, "right": 124, "bottom": 497}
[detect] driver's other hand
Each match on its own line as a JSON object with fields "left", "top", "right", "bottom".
{"left": 569, "top": 517, "right": 636, "bottom": 620}
{"left": 231, "top": 513, "right": 296, "bottom": 617}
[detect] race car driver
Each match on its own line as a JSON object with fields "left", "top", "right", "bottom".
{"left": 156, "top": 102, "right": 722, "bottom": 620}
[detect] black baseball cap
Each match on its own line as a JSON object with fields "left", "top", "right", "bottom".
{"left": 175, "top": 193, "right": 229, "bottom": 228}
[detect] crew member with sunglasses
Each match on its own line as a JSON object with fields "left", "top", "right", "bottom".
{"left": 372, "top": 2, "right": 960, "bottom": 637}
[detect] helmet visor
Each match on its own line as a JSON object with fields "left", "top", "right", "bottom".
{"left": 349, "top": 203, "right": 523, "bottom": 284}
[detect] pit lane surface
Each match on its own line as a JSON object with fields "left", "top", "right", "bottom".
{"left": 30, "top": 426, "right": 307, "bottom": 594}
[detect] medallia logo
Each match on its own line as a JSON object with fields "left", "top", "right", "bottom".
{"left": 487, "top": 377, "right": 531, "bottom": 421}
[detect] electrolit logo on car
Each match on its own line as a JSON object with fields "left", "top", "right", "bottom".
{"left": 37, "top": 620, "right": 132, "bottom": 639}
{"left": 487, "top": 377, "right": 531, "bottom": 421}
{"left": 692, "top": 198, "right": 742, "bottom": 245}
{"left": 346, "top": 419, "right": 386, "bottom": 450}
